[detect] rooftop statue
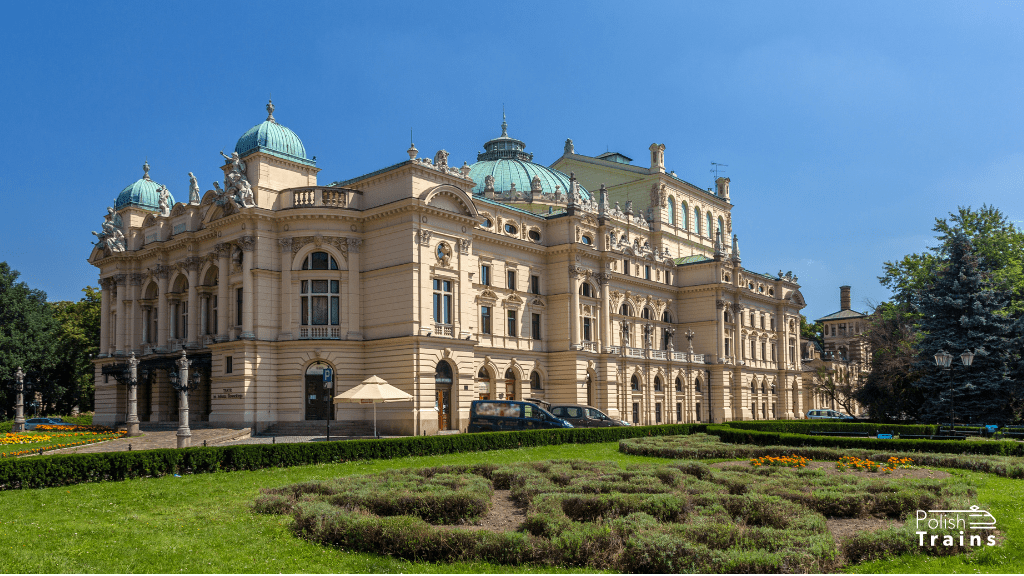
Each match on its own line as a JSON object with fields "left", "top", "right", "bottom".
{"left": 157, "top": 185, "right": 171, "bottom": 217}
{"left": 92, "top": 206, "right": 126, "bottom": 253}
{"left": 220, "top": 150, "right": 246, "bottom": 176}
{"left": 188, "top": 172, "right": 201, "bottom": 205}
{"left": 564, "top": 138, "right": 574, "bottom": 155}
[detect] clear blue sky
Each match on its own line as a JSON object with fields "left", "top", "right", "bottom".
{"left": 2, "top": 1, "right": 1022, "bottom": 321}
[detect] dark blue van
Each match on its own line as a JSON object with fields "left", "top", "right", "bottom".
{"left": 467, "top": 400, "right": 573, "bottom": 432}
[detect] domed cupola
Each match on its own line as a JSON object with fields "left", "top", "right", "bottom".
{"left": 115, "top": 161, "right": 173, "bottom": 211}
{"left": 467, "top": 116, "right": 590, "bottom": 201}
{"left": 234, "top": 100, "right": 314, "bottom": 166}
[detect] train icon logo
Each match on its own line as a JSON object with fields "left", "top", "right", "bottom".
{"left": 916, "top": 506, "right": 997, "bottom": 548}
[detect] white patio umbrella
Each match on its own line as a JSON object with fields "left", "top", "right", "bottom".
{"left": 332, "top": 375, "right": 413, "bottom": 438}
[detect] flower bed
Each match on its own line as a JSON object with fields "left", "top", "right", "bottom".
{"left": 0, "top": 430, "right": 126, "bottom": 458}
{"left": 750, "top": 454, "right": 812, "bottom": 468}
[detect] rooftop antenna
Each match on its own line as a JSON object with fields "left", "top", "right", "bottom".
{"left": 711, "top": 162, "right": 729, "bottom": 179}
{"left": 410, "top": 128, "right": 413, "bottom": 146}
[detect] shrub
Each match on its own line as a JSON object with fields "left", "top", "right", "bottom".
{"left": 842, "top": 525, "right": 916, "bottom": 563}
{"left": 809, "top": 489, "right": 869, "bottom": 517}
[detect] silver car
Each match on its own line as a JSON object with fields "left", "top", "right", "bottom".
{"left": 806, "top": 409, "right": 853, "bottom": 420}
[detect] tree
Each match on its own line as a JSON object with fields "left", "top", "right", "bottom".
{"left": 45, "top": 286, "right": 101, "bottom": 413}
{"left": 0, "top": 262, "right": 58, "bottom": 418}
{"left": 912, "top": 233, "right": 1016, "bottom": 424}
{"left": 881, "top": 205, "right": 1024, "bottom": 313}
{"left": 855, "top": 302, "right": 925, "bottom": 422}
{"left": 806, "top": 364, "right": 861, "bottom": 416}
{"left": 800, "top": 314, "right": 823, "bottom": 352}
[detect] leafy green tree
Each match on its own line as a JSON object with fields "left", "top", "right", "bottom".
{"left": 912, "top": 233, "right": 1016, "bottom": 424}
{"left": 45, "top": 286, "right": 100, "bottom": 413}
{"left": 855, "top": 302, "right": 925, "bottom": 422}
{"left": 881, "top": 205, "right": 1024, "bottom": 313}
{"left": 0, "top": 262, "right": 58, "bottom": 418}
{"left": 806, "top": 364, "right": 860, "bottom": 416}
{"left": 800, "top": 314, "right": 823, "bottom": 352}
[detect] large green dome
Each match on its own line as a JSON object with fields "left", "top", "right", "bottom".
{"left": 234, "top": 100, "right": 313, "bottom": 165}
{"left": 114, "top": 161, "right": 174, "bottom": 211}
{"left": 467, "top": 119, "right": 590, "bottom": 201}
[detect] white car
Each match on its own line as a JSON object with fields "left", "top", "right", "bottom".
{"left": 806, "top": 409, "right": 854, "bottom": 420}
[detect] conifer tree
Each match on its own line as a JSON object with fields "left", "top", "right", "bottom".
{"left": 913, "top": 233, "right": 1015, "bottom": 424}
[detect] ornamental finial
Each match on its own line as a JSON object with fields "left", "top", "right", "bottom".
{"left": 501, "top": 106, "right": 507, "bottom": 137}
{"left": 143, "top": 160, "right": 151, "bottom": 181}
{"left": 266, "top": 98, "right": 276, "bottom": 123}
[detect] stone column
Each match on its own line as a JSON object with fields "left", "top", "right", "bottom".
{"left": 347, "top": 238, "right": 363, "bottom": 340}
{"left": 141, "top": 306, "right": 150, "bottom": 346}
{"left": 126, "top": 353, "right": 140, "bottom": 436}
{"left": 99, "top": 278, "right": 112, "bottom": 356}
{"left": 175, "top": 351, "right": 191, "bottom": 448}
{"left": 129, "top": 274, "right": 143, "bottom": 355}
{"left": 215, "top": 244, "right": 230, "bottom": 341}
{"left": 156, "top": 265, "right": 170, "bottom": 349}
{"left": 185, "top": 256, "right": 200, "bottom": 348}
{"left": 13, "top": 367, "right": 25, "bottom": 432}
{"left": 199, "top": 295, "right": 208, "bottom": 341}
{"left": 239, "top": 236, "right": 256, "bottom": 340}
{"left": 279, "top": 238, "right": 293, "bottom": 339}
{"left": 114, "top": 274, "right": 127, "bottom": 356}
{"left": 568, "top": 266, "right": 581, "bottom": 349}
{"left": 715, "top": 297, "right": 726, "bottom": 363}
{"left": 597, "top": 272, "right": 610, "bottom": 350}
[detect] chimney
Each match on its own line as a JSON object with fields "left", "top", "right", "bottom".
{"left": 840, "top": 286, "right": 851, "bottom": 311}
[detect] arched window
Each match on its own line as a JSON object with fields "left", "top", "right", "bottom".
{"left": 301, "top": 251, "right": 339, "bottom": 270}
{"left": 718, "top": 216, "right": 725, "bottom": 240}
{"left": 631, "top": 374, "right": 640, "bottom": 391}
{"left": 751, "top": 379, "right": 757, "bottom": 394}
{"left": 681, "top": 201, "right": 689, "bottom": 230}
{"left": 662, "top": 310, "right": 672, "bottom": 323}
{"left": 504, "top": 368, "right": 516, "bottom": 401}
{"left": 667, "top": 196, "right": 676, "bottom": 226}
{"left": 706, "top": 212, "right": 714, "bottom": 239}
{"left": 619, "top": 303, "right": 632, "bottom": 316}
{"left": 579, "top": 282, "right": 594, "bottom": 298}
{"left": 654, "top": 375, "right": 662, "bottom": 392}
{"left": 761, "top": 381, "right": 766, "bottom": 394}
{"left": 695, "top": 377, "right": 702, "bottom": 392}
{"left": 641, "top": 307, "right": 652, "bottom": 320}
{"left": 675, "top": 377, "right": 682, "bottom": 392}
{"left": 695, "top": 207, "right": 702, "bottom": 235}
{"left": 530, "top": 371, "right": 542, "bottom": 390}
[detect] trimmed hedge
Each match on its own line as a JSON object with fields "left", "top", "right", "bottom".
{"left": 707, "top": 424, "right": 1024, "bottom": 457}
{"left": 725, "top": 420, "right": 938, "bottom": 436}
{"left": 0, "top": 423, "right": 706, "bottom": 491}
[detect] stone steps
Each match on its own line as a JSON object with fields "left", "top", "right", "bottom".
{"left": 261, "top": 420, "right": 374, "bottom": 437}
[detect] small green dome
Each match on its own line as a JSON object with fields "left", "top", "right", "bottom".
{"left": 234, "top": 100, "right": 313, "bottom": 165}
{"left": 115, "top": 161, "right": 174, "bottom": 211}
{"left": 467, "top": 118, "right": 590, "bottom": 201}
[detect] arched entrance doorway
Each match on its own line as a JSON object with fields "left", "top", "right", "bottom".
{"left": 504, "top": 368, "right": 517, "bottom": 401}
{"left": 305, "top": 362, "right": 334, "bottom": 421}
{"left": 435, "top": 361, "right": 453, "bottom": 430}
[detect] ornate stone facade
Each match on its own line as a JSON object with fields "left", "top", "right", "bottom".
{"left": 89, "top": 106, "right": 807, "bottom": 434}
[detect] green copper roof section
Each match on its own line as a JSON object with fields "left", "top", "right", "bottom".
{"left": 114, "top": 161, "right": 174, "bottom": 211}
{"left": 816, "top": 309, "right": 869, "bottom": 322}
{"left": 674, "top": 254, "right": 712, "bottom": 265}
{"left": 234, "top": 100, "right": 314, "bottom": 166}
{"left": 468, "top": 116, "right": 591, "bottom": 201}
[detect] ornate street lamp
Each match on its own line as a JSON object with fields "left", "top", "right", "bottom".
{"left": 12, "top": 367, "right": 25, "bottom": 432}
{"left": 168, "top": 350, "right": 192, "bottom": 448}
{"left": 125, "top": 353, "right": 142, "bottom": 437}
{"left": 934, "top": 349, "right": 973, "bottom": 427}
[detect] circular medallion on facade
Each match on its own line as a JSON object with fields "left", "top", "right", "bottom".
{"left": 421, "top": 216, "right": 428, "bottom": 223}
{"left": 462, "top": 226, "right": 467, "bottom": 233}
{"left": 350, "top": 225, "right": 357, "bottom": 231}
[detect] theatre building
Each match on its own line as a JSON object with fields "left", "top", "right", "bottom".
{"left": 90, "top": 102, "right": 808, "bottom": 434}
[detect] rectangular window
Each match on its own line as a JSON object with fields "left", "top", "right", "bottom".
{"left": 770, "top": 317, "right": 776, "bottom": 331}
{"left": 771, "top": 343, "right": 777, "bottom": 362}
{"left": 582, "top": 317, "right": 592, "bottom": 341}
{"left": 211, "top": 295, "right": 218, "bottom": 334}
{"left": 761, "top": 342, "right": 767, "bottom": 361}
{"left": 789, "top": 339, "right": 796, "bottom": 363}
{"left": 531, "top": 313, "right": 541, "bottom": 340}
{"left": 644, "top": 265, "right": 651, "bottom": 280}
{"left": 632, "top": 402, "right": 640, "bottom": 424}
{"left": 507, "top": 310, "right": 517, "bottom": 337}
{"left": 236, "top": 287, "right": 243, "bottom": 326}
{"left": 752, "top": 402, "right": 756, "bottom": 419}
{"left": 432, "top": 279, "right": 452, "bottom": 324}
{"left": 623, "top": 258, "right": 630, "bottom": 275}
{"left": 481, "top": 265, "right": 490, "bottom": 286}
{"left": 530, "top": 274, "right": 540, "bottom": 295}
{"left": 676, "top": 402, "right": 682, "bottom": 423}
{"left": 695, "top": 402, "right": 701, "bottom": 422}
{"left": 481, "top": 306, "right": 492, "bottom": 334}
{"left": 226, "top": 356, "right": 233, "bottom": 374}
{"left": 655, "top": 403, "right": 662, "bottom": 424}
{"left": 724, "top": 338, "right": 730, "bottom": 357}
{"left": 507, "top": 269, "right": 516, "bottom": 290}
{"left": 750, "top": 338, "right": 756, "bottom": 360}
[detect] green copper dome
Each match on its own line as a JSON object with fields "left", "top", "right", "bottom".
{"left": 467, "top": 118, "right": 590, "bottom": 200}
{"left": 234, "top": 100, "right": 314, "bottom": 165}
{"left": 114, "top": 161, "right": 174, "bottom": 211}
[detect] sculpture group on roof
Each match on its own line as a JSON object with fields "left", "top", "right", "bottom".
{"left": 92, "top": 207, "right": 126, "bottom": 253}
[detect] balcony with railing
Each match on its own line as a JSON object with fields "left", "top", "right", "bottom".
{"left": 581, "top": 341, "right": 598, "bottom": 353}
{"left": 650, "top": 350, "right": 667, "bottom": 360}
{"left": 433, "top": 323, "right": 454, "bottom": 337}
{"left": 289, "top": 187, "right": 357, "bottom": 209}
{"left": 625, "top": 347, "right": 645, "bottom": 358}
{"left": 299, "top": 326, "right": 342, "bottom": 339}
{"left": 606, "top": 345, "right": 621, "bottom": 355}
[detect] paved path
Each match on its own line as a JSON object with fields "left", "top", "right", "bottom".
{"left": 42, "top": 427, "right": 253, "bottom": 455}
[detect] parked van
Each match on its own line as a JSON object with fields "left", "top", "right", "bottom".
{"left": 467, "top": 400, "right": 573, "bottom": 433}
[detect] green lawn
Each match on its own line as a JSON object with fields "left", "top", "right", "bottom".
{"left": 0, "top": 441, "right": 1018, "bottom": 573}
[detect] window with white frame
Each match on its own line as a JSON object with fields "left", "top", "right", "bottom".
{"left": 432, "top": 279, "right": 453, "bottom": 325}
{"left": 301, "top": 279, "right": 340, "bottom": 326}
